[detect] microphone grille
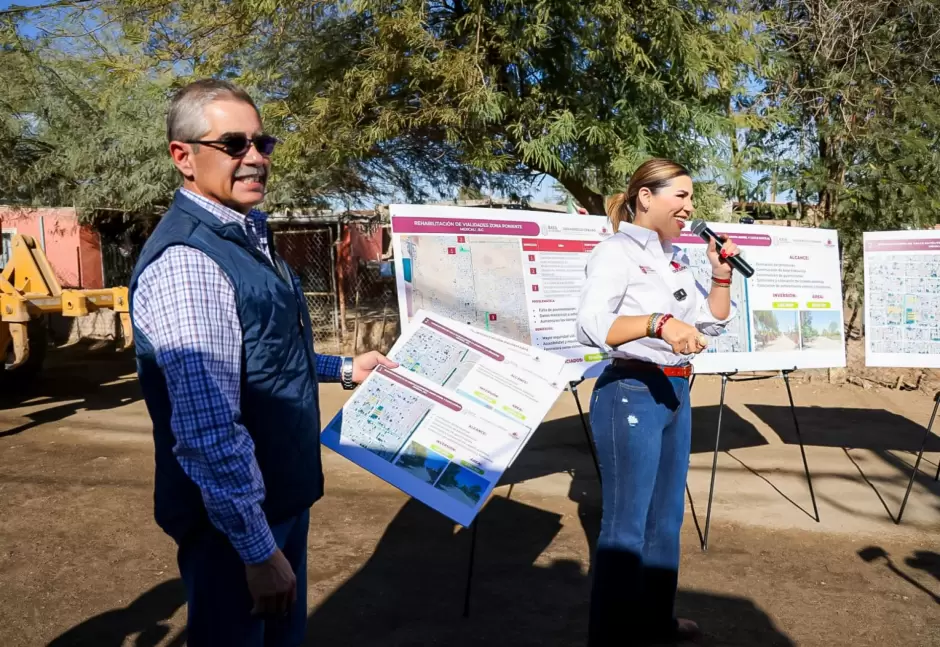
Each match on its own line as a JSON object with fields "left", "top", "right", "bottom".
{"left": 691, "top": 219, "right": 707, "bottom": 235}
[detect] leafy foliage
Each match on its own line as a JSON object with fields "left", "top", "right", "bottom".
{"left": 747, "top": 0, "right": 940, "bottom": 306}
{"left": 1, "top": 0, "right": 765, "bottom": 220}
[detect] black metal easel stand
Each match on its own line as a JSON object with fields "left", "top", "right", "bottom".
{"left": 896, "top": 391, "right": 940, "bottom": 524}
{"left": 691, "top": 368, "right": 819, "bottom": 551}
{"left": 462, "top": 521, "right": 478, "bottom": 618}
{"left": 462, "top": 379, "right": 602, "bottom": 618}
{"left": 568, "top": 379, "right": 602, "bottom": 481}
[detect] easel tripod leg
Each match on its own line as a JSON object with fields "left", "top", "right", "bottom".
{"left": 782, "top": 370, "right": 819, "bottom": 523}
{"left": 463, "top": 521, "right": 479, "bottom": 618}
{"left": 571, "top": 382, "right": 601, "bottom": 482}
{"left": 703, "top": 374, "right": 728, "bottom": 551}
{"left": 897, "top": 395, "right": 940, "bottom": 524}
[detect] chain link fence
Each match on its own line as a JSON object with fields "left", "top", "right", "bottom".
{"left": 340, "top": 221, "right": 399, "bottom": 356}
{"left": 274, "top": 226, "right": 343, "bottom": 354}
{"left": 274, "top": 220, "right": 399, "bottom": 355}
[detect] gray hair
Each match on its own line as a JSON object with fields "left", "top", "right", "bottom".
{"left": 166, "top": 78, "right": 259, "bottom": 143}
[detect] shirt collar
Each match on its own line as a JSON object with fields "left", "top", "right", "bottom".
{"left": 179, "top": 187, "right": 268, "bottom": 227}
{"left": 617, "top": 222, "right": 673, "bottom": 254}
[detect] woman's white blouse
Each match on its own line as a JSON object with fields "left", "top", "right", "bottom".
{"left": 576, "top": 223, "right": 737, "bottom": 366}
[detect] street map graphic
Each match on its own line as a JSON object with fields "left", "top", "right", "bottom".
{"left": 341, "top": 375, "right": 432, "bottom": 462}
{"left": 867, "top": 255, "right": 940, "bottom": 355}
{"left": 392, "top": 325, "right": 482, "bottom": 386}
{"left": 402, "top": 235, "right": 532, "bottom": 343}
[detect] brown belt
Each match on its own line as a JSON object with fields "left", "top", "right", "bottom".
{"left": 611, "top": 357, "right": 693, "bottom": 378}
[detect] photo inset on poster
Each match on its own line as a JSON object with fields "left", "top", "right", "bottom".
{"left": 752, "top": 310, "right": 800, "bottom": 352}
{"left": 799, "top": 310, "right": 843, "bottom": 351}
{"left": 434, "top": 462, "right": 491, "bottom": 508}
{"left": 394, "top": 441, "right": 450, "bottom": 485}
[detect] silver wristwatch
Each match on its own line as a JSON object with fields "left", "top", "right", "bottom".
{"left": 341, "top": 356, "right": 355, "bottom": 390}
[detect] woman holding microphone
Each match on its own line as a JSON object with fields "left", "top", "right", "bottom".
{"left": 577, "top": 158, "right": 740, "bottom": 646}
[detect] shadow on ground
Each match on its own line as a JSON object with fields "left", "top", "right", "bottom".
{"left": 748, "top": 405, "right": 940, "bottom": 521}
{"left": 502, "top": 406, "right": 768, "bottom": 492}
{"left": 0, "top": 342, "right": 140, "bottom": 439}
{"left": 747, "top": 404, "right": 940, "bottom": 453}
{"left": 302, "top": 496, "right": 792, "bottom": 647}
{"left": 858, "top": 546, "right": 940, "bottom": 606}
{"left": 45, "top": 497, "right": 794, "bottom": 646}
{"left": 46, "top": 579, "right": 187, "bottom": 647}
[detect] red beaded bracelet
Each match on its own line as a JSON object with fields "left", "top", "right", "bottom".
{"left": 655, "top": 313, "right": 673, "bottom": 338}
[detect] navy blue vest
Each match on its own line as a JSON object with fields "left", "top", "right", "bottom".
{"left": 130, "top": 191, "right": 324, "bottom": 544}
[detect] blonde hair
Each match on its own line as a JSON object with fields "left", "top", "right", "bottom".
{"left": 606, "top": 158, "right": 691, "bottom": 231}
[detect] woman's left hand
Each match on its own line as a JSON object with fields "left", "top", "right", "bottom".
{"left": 706, "top": 236, "right": 740, "bottom": 277}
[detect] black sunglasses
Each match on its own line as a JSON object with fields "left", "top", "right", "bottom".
{"left": 185, "top": 133, "right": 279, "bottom": 157}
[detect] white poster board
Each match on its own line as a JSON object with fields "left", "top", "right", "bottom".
{"left": 863, "top": 230, "right": 940, "bottom": 368}
{"left": 391, "top": 205, "right": 613, "bottom": 379}
{"left": 322, "top": 310, "right": 566, "bottom": 526}
{"left": 390, "top": 204, "right": 846, "bottom": 375}
{"left": 674, "top": 223, "right": 846, "bottom": 373}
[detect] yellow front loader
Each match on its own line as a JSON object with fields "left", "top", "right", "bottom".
{"left": 0, "top": 234, "right": 133, "bottom": 382}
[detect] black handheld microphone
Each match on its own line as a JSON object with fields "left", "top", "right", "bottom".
{"left": 690, "top": 220, "right": 755, "bottom": 278}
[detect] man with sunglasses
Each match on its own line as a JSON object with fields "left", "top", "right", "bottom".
{"left": 129, "top": 78, "right": 396, "bottom": 647}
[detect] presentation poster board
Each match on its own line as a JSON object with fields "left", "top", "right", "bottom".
{"left": 675, "top": 223, "right": 846, "bottom": 373}
{"left": 391, "top": 205, "right": 613, "bottom": 379}
{"left": 322, "top": 310, "right": 566, "bottom": 526}
{"left": 864, "top": 230, "right": 940, "bottom": 368}
{"left": 390, "top": 204, "right": 846, "bottom": 375}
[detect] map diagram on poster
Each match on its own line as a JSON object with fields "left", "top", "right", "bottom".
{"left": 864, "top": 231, "right": 940, "bottom": 368}
{"left": 390, "top": 205, "right": 846, "bottom": 376}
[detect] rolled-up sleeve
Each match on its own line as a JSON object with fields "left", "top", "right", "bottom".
{"left": 576, "top": 241, "right": 631, "bottom": 351}
{"left": 694, "top": 283, "right": 738, "bottom": 336}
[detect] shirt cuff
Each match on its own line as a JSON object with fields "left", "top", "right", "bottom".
{"left": 229, "top": 513, "right": 278, "bottom": 565}
{"left": 316, "top": 353, "right": 344, "bottom": 382}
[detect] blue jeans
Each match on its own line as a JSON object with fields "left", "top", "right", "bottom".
{"left": 178, "top": 510, "right": 310, "bottom": 647}
{"left": 587, "top": 365, "right": 692, "bottom": 645}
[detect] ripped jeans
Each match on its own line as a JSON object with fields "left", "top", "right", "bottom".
{"left": 587, "top": 364, "right": 692, "bottom": 645}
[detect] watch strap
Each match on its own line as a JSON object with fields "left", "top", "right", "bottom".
{"left": 341, "top": 356, "right": 355, "bottom": 390}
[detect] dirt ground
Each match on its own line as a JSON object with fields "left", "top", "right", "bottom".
{"left": 0, "top": 346, "right": 938, "bottom": 647}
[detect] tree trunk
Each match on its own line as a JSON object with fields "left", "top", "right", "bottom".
{"left": 557, "top": 177, "right": 605, "bottom": 216}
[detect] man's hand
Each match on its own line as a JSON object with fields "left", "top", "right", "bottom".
{"left": 352, "top": 350, "right": 399, "bottom": 384}
{"left": 245, "top": 548, "right": 296, "bottom": 616}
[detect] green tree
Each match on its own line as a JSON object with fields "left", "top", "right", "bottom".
{"left": 754, "top": 0, "right": 940, "bottom": 305}
{"left": 800, "top": 311, "right": 817, "bottom": 343}
{"left": 0, "top": 4, "right": 399, "bottom": 219}
{"left": 272, "top": 0, "right": 765, "bottom": 213}
{"left": 754, "top": 310, "right": 780, "bottom": 334}
{"left": 49, "top": 0, "right": 761, "bottom": 213}
{"left": 4, "top": 1, "right": 768, "bottom": 219}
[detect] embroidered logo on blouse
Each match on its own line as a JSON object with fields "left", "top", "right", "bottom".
{"left": 639, "top": 265, "right": 655, "bottom": 274}
{"left": 670, "top": 261, "right": 687, "bottom": 273}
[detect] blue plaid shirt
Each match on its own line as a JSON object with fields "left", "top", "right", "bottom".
{"left": 133, "top": 188, "right": 342, "bottom": 564}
